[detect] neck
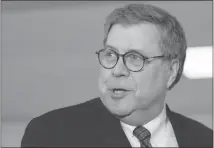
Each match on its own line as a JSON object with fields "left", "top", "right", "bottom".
{"left": 119, "top": 101, "right": 165, "bottom": 126}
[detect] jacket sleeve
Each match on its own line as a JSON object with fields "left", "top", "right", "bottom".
{"left": 21, "top": 117, "right": 51, "bottom": 147}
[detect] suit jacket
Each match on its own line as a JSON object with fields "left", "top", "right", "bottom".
{"left": 21, "top": 97, "right": 213, "bottom": 147}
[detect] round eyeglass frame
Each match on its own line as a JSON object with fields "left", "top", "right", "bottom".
{"left": 95, "top": 49, "right": 166, "bottom": 72}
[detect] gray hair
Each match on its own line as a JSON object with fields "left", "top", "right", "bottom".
{"left": 103, "top": 3, "right": 187, "bottom": 90}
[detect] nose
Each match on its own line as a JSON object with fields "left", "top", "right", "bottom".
{"left": 111, "top": 57, "right": 130, "bottom": 77}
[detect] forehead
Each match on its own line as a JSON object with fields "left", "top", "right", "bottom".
{"left": 105, "top": 23, "right": 162, "bottom": 55}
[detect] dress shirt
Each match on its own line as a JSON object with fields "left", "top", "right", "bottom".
{"left": 120, "top": 105, "right": 178, "bottom": 147}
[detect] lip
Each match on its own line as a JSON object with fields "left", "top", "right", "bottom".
{"left": 108, "top": 89, "right": 132, "bottom": 99}
{"left": 108, "top": 87, "right": 132, "bottom": 91}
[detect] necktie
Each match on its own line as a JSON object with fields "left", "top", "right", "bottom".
{"left": 133, "top": 125, "right": 153, "bottom": 147}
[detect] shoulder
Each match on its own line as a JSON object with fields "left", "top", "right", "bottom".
{"left": 171, "top": 111, "right": 212, "bottom": 132}
{"left": 32, "top": 97, "right": 102, "bottom": 126}
{"left": 168, "top": 109, "right": 213, "bottom": 147}
{"left": 21, "top": 98, "right": 103, "bottom": 147}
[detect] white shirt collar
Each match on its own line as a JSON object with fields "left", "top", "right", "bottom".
{"left": 120, "top": 105, "right": 167, "bottom": 137}
{"left": 120, "top": 105, "right": 178, "bottom": 147}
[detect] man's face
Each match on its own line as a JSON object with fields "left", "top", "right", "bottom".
{"left": 98, "top": 23, "right": 170, "bottom": 118}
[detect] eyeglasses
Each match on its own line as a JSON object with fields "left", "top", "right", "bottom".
{"left": 96, "top": 48, "right": 166, "bottom": 72}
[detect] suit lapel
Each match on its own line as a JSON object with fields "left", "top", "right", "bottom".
{"left": 166, "top": 104, "right": 190, "bottom": 147}
{"left": 96, "top": 99, "right": 131, "bottom": 147}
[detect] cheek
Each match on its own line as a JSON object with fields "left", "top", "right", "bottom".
{"left": 98, "top": 68, "right": 111, "bottom": 93}
{"left": 134, "top": 74, "right": 154, "bottom": 96}
{"left": 133, "top": 66, "right": 167, "bottom": 97}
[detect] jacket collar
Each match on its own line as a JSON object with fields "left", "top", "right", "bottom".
{"left": 96, "top": 98, "right": 131, "bottom": 147}
{"left": 166, "top": 104, "right": 190, "bottom": 147}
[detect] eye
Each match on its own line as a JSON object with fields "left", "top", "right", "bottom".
{"left": 130, "top": 54, "right": 139, "bottom": 59}
{"left": 104, "top": 49, "right": 117, "bottom": 57}
{"left": 106, "top": 51, "right": 114, "bottom": 57}
{"left": 127, "top": 53, "right": 142, "bottom": 60}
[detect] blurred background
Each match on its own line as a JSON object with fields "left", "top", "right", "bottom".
{"left": 1, "top": 1, "right": 213, "bottom": 147}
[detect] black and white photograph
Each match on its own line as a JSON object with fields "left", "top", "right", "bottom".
{"left": 1, "top": 1, "right": 213, "bottom": 147}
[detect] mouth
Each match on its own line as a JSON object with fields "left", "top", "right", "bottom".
{"left": 111, "top": 88, "right": 130, "bottom": 93}
{"left": 108, "top": 88, "right": 132, "bottom": 99}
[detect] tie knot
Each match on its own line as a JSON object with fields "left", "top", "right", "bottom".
{"left": 133, "top": 125, "right": 151, "bottom": 142}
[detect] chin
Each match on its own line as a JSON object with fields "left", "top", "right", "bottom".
{"left": 111, "top": 109, "right": 134, "bottom": 118}
{"left": 106, "top": 105, "right": 134, "bottom": 118}
{"left": 100, "top": 95, "right": 135, "bottom": 118}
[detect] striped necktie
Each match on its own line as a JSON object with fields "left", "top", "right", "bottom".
{"left": 133, "top": 125, "right": 153, "bottom": 147}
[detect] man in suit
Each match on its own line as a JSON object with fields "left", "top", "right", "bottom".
{"left": 21, "top": 3, "right": 213, "bottom": 147}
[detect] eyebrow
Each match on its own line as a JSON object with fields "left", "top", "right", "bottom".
{"left": 104, "top": 44, "right": 148, "bottom": 56}
{"left": 104, "top": 45, "right": 118, "bottom": 52}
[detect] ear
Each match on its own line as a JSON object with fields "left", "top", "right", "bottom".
{"left": 167, "top": 59, "right": 179, "bottom": 89}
